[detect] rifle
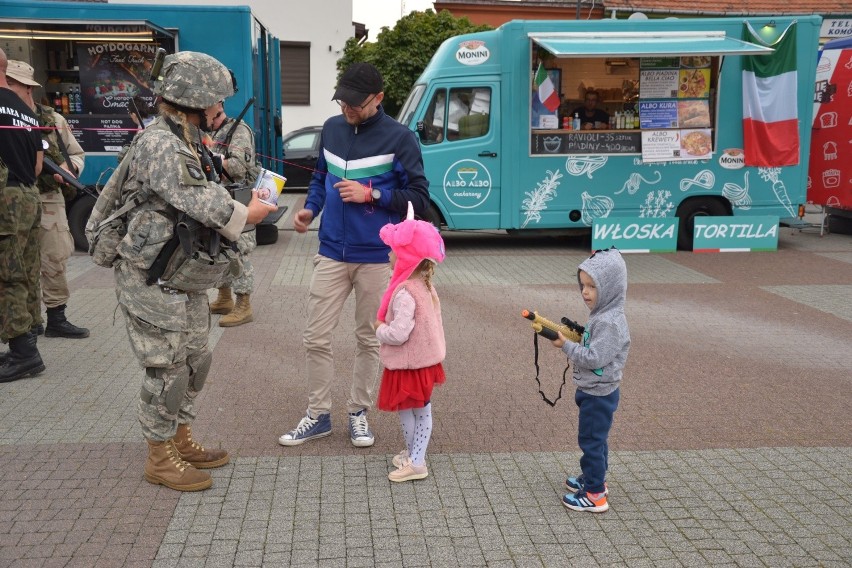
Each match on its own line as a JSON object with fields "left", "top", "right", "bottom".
{"left": 217, "top": 96, "right": 256, "bottom": 183}
{"left": 42, "top": 156, "right": 85, "bottom": 193}
{"left": 521, "top": 310, "right": 584, "bottom": 343}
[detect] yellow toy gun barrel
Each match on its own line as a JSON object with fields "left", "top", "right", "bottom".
{"left": 521, "top": 310, "right": 582, "bottom": 343}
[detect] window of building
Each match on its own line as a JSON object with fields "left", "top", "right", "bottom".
{"left": 281, "top": 42, "right": 310, "bottom": 105}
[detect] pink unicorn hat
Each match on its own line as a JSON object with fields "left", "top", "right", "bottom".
{"left": 377, "top": 203, "right": 445, "bottom": 320}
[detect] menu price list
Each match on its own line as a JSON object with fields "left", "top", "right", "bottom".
{"left": 65, "top": 115, "right": 139, "bottom": 153}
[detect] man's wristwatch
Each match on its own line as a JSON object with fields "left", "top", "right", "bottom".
{"left": 371, "top": 188, "right": 381, "bottom": 202}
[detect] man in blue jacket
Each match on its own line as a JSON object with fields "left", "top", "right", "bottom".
{"left": 280, "top": 62, "right": 430, "bottom": 448}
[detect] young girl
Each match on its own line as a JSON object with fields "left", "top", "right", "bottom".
{"left": 374, "top": 204, "right": 446, "bottom": 482}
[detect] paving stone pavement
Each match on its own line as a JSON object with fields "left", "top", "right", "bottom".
{"left": 1, "top": 194, "right": 850, "bottom": 567}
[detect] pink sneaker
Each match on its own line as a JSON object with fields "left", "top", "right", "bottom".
{"left": 388, "top": 460, "right": 428, "bottom": 482}
{"left": 392, "top": 449, "right": 409, "bottom": 469}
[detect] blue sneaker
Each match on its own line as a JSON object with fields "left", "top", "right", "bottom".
{"left": 348, "top": 410, "right": 375, "bottom": 447}
{"left": 562, "top": 490, "right": 609, "bottom": 513}
{"left": 278, "top": 413, "right": 332, "bottom": 446}
{"left": 565, "top": 474, "right": 608, "bottom": 495}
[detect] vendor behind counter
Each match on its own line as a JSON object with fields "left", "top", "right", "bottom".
{"left": 566, "top": 90, "right": 610, "bottom": 130}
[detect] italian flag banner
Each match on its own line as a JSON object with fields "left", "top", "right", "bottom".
{"left": 742, "top": 21, "right": 799, "bottom": 167}
{"left": 535, "top": 62, "right": 560, "bottom": 112}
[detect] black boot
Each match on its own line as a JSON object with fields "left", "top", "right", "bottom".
{"left": 0, "top": 332, "right": 45, "bottom": 383}
{"left": 0, "top": 331, "right": 36, "bottom": 365}
{"left": 45, "top": 305, "right": 90, "bottom": 338}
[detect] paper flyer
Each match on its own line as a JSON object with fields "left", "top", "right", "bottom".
{"left": 253, "top": 168, "right": 287, "bottom": 206}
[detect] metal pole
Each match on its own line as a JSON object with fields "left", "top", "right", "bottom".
{"left": 576, "top": 0, "right": 581, "bottom": 20}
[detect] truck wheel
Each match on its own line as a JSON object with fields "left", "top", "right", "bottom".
{"left": 422, "top": 203, "right": 443, "bottom": 230}
{"left": 68, "top": 194, "right": 97, "bottom": 252}
{"left": 255, "top": 223, "right": 279, "bottom": 245}
{"left": 676, "top": 197, "right": 728, "bottom": 251}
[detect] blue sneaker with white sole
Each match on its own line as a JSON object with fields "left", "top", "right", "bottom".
{"left": 562, "top": 490, "right": 609, "bottom": 513}
{"left": 278, "top": 413, "right": 332, "bottom": 446}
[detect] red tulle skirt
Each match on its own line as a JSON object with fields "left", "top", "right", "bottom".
{"left": 377, "top": 363, "right": 446, "bottom": 412}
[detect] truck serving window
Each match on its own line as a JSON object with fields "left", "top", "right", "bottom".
{"left": 529, "top": 52, "right": 720, "bottom": 160}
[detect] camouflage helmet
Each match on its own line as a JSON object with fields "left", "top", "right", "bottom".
{"left": 153, "top": 51, "right": 233, "bottom": 109}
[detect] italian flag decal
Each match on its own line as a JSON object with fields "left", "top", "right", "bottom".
{"left": 534, "top": 62, "right": 560, "bottom": 112}
{"left": 742, "top": 21, "right": 799, "bottom": 167}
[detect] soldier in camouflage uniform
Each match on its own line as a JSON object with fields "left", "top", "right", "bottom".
{"left": 5, "top": 60, "right": 89, "bottom": 340}
{"left": 100, "top": 51, "right": 275, "bottom": 491}
{"left": 0, "top": 48, "right": 45, "bottom": 384}
{"left": 207, "top": 103, "right": 258, "bottom": 327}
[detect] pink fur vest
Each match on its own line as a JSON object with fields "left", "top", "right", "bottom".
{"left": 380, "top": 278, "right": 446, "bottom": 370}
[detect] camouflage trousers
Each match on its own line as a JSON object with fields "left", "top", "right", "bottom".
{"left": 219, "top": 229, "right": 255, "bottom": 294}
{"left": 39, "top": 196, "right": 74, "bottom": 308}
{"left": 114, "top": 261, "right": 213, "bottom": 441}
{"left": 0, "top": 184, "right": 42, "bottom": 341}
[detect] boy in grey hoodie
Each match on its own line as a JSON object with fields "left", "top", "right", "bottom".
{"left": 551, "top": 247, "right": 630, "bottom": 513}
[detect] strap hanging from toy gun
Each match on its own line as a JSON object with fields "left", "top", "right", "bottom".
{"left": 520, "top": 310, "right": 585, "bottom": 407}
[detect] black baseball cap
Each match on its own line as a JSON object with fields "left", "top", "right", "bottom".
{"left": 332, "top": 62, "right": 384, "bottom": 106}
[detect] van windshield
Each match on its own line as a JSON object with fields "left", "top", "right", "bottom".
{"left": 397, "top": 84, "right": 426, "bottom": 127}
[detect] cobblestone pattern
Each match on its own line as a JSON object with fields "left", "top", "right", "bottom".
{"left": 1, "top": 195, "right": 850, "bottom": 566}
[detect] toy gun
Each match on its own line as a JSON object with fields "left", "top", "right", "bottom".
{"left": 521, "top": 310, "right": 584, "bottom": 343}
{"left": 43, "top": 156, "right": 85, "bottom": 193}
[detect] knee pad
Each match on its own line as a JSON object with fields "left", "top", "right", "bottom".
{"left": 143, "top": 365, "right": 190, "bottom": 418}
{"left": 187, "top": 350, "right": 212, "bottom": 396}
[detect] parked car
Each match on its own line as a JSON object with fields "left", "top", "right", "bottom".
{"left": 282, "top": 125, "right": 321, "bottom": 189}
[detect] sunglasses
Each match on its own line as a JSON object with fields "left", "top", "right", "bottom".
{"left": 335, "top": 93, "right": 377, "bottom": 112}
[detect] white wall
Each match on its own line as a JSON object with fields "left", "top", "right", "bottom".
{"left": 108, "top": 0, "right": 353, "bottom": 133}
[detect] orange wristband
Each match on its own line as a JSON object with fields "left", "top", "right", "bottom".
{"left": 363, "top": 185, "right": 371, "bottom": 203}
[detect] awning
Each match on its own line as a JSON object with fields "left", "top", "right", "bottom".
{"left": 0, "top": 18, "right": 175, "bottom": 42}
{"left": 529, "top": 31, "right": 774, "bottom": 58}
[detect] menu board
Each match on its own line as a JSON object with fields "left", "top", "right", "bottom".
{"left": 531, "top": 131, "right": 641, "bottom": 155}
{"left": 65, "top": 115, "right": 138, "bottom": 153}
{"left": 77, "top": 42, "right": 161, "bottom": 114}
{"left": 639, "top": 56, "right": 713, "bottom": 162}
{"left": 641, "top": 128, "right": 712, "bottom": 163}
{"left": 639, "top": 70, "right": 680, "bottom": 99}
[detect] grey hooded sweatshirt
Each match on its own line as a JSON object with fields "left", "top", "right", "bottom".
{"left": 561, "top": 248, "right": 630, "bottom": 396}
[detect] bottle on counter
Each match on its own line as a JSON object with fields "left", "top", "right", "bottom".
{"left": 53, "top": 92, "right": 63, "bottom": 114}
{"left": 573, "top": 112, "right": 581, "bottom": 131}
{"left": 61, "top": 91, "right": 70, "bottom": 115}
{"left": 563, "top": 116, "right": 570, "bottom": 130}
{"left": 633, "top": 112, "right": 640, "bottom": 129}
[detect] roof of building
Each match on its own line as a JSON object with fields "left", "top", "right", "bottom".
{"left": 603, "top": 0, "right": 850, "bottom": 16}
{"left": 434, "top": 0, "right": 851, "bottom": 16}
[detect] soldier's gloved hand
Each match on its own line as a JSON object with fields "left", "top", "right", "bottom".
{"left": 210, "top": 153, "right": 224, "bottom": 176}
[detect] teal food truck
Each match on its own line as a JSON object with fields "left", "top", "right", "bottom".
{"left": 397, "top": 16, "right": 822, "bottom": 249}
{"left": 1, "top": 1, "right": 283, "bottom": 248}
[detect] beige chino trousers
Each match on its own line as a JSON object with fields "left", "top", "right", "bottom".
{"left": 303, "top": 254, "right": 389, "bottom": 416}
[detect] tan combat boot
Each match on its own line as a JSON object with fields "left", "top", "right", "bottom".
{"left": 144, "top": 439, "right": 212, "bottom": 491}
{"left": 219, "top": 293, "right": 253, "bottom": 327}
{"left": 210, "top": 287, "right": 234, "bottom": 315}
{"left": 173, "top": 423, "right": 230, "bottom": 469}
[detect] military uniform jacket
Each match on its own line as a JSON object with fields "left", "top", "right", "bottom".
{"left": 115, "top": 115, "right": 248, "bottom": 272}
{"left": 210, "top": 117, "right": 255, "bottom": 184}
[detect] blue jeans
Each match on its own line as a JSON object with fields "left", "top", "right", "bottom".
{"left": 575, "top": 388, "right": 620, "bottom": 494}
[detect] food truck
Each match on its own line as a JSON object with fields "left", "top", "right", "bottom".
{"left": 396, "top": 16, "right": 822, "bottom": 249}
{"left": 1, "top": 1, "right": 283, "bottom": 248}
{"left": 809, "top": 36, "right": 852, "bottom": 218}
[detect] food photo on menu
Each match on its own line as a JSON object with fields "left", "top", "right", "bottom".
{"left": 78, "top": 43, "right": 160, "bottom": 114}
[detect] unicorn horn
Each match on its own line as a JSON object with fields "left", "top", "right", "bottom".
{"left": 406, "top": 201, "right": 414, "bottom": 221}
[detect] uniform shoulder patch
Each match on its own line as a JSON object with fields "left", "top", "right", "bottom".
{"left": 185, "top": 160, "right": 205, "bottom": 181}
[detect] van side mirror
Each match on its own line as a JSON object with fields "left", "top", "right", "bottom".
{"left": 416, "top": 120, "right": 427, "bottom": 142}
